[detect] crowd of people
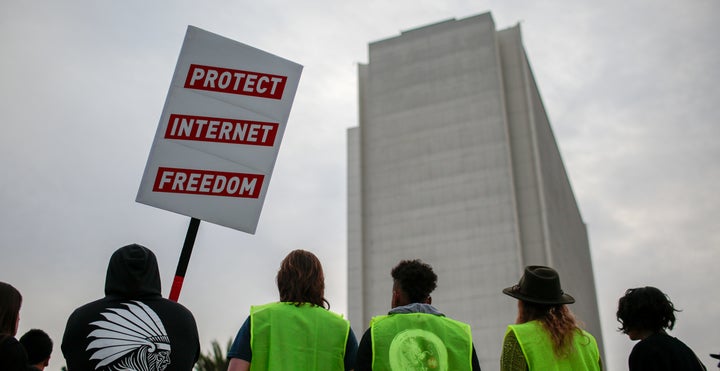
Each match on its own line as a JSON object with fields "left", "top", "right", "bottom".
{"left": 1, "top": 244, "right": 716, "bottom": 370}
{"left": 0, "top": 283, "right": 53, "bottom": 370}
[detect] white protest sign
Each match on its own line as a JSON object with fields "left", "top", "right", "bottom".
{"left": 136, "top": 26, "right": 303, "bottom": 233}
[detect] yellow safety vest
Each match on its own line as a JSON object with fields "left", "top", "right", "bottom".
{"left": 370, "top": 313, "right": 473, "bottom": 371}
{"left": 250, "top": 302, "right": 349, "bottom": 371}
{"left": 506, "top": 320, "right": 600, "bottom": 371}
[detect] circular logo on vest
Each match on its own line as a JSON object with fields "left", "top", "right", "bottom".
{"left": 388, "top": 329, "right": 448, "bottom": 371}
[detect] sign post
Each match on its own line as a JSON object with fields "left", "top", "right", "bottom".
{"left": 136, "top": 26, "right": 303, "bottom": 301}
{"left": 169, "top": 217, "right": 200, "bottom": 302}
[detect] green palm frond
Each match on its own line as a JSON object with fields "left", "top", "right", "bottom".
{"left": 195, "top": 338, "right": 233, "bottom": 371}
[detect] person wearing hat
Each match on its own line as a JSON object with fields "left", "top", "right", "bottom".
{"left": 709, "top": 352, "right": 720, "bottom": 369}
{"left": 501, "top": 265, "right": 602, "bottom": 371}
{"left": 710, "top": 352, "right": 720, "bottom": 369}
{"left": 616, "top": 286, "right": 707, "bottom": 370}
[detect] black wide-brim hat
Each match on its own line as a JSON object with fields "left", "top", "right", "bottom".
{"left": 503, "top": 265, "right": 575, "bottom": 305}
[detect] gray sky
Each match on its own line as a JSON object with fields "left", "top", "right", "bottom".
{"left": 1, "top": 1, "right": 718, "bottom": 370}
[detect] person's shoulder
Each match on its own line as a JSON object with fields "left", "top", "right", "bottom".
{"left": 0, "top": 335, "right": 22, "bottom": 349}
{"left": 0, "top": 336, "right": 27, "bottom": 365}
{"left": 631, "top": 333, "right": 670, "bottom": 354}
{"left": 663, "top": 334, "right": 699, "bottom": 355}
{"left": 70, "top": 297, "right": 197, "bottom": 326}
{"left": 640, "top": 332, "right": 674, "bottom": 345}
{"left": 319, "top": 306, "right": 351, "bottom": 322}
{"left": 630, "top": 333, "right": 703, "bottom": 369}
{"left": 441, "top": 314, "right": 472, "bottom": 326}
{"left": 64, "top": 297, "right": 109, "bottom": 327}
{"left": 138, "top": 297, "right": 198, "bottom": 319}
{"left": 359, "top": 326, "right": 372, "bottom": 340}
{"left": 579, "top": 328, "right": 599, "bottom": 342}
{"left": 67, "top": 297, "right": 106, "bottom": 314}
{"left": 155, "top": 297, "right": 195, "bottom": 310}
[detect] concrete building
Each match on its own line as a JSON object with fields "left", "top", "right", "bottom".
{"left": 347, "top": 12, "right": 604, "bottom": 368}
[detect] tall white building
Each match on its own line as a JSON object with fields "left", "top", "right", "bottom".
{"left": 347, "top": 12, "right": 604, "bottom": 368}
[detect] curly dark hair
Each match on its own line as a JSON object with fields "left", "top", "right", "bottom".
{"left": 616, "top": 286, "right": 679, "bottom": 334}
{"left": 391, "top": 259, "right": 437, "bottom": 303}
{"left": 276, "top": 250, "right": 329, "bottom": 309}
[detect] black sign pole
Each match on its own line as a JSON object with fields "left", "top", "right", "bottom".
{"left": 169, "top": 217, "right": 201, "bottom": 302}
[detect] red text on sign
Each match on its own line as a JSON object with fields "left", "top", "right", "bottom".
{"left": 153, "top": 167, "right": 264, "bottom": 198}
{"left": 184, "top": 64, "right": 287, "bottom": 100}
{"left": 164, "top": 114, "right": 278, "bottom": 146}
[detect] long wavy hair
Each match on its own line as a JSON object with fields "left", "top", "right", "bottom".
{"left": 276, "top": 250, "right": 329, "bottom": 309}
{"left": 518, "top": 301, "right": 586, "bottom": 358}
{"left": 0, "top": 281, "right": 22, "bottom": 336}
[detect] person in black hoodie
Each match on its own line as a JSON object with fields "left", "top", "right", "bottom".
{"left": 61, "top": 243, "right": 200, "bottom": 371}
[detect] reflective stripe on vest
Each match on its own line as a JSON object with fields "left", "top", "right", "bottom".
{"left": 250, "top": 302, "right": 349, "bottom": 371}
{"left": 370, "top": 313, "right": 473, "bottom": 371}
{"left": 507, "top": 320, "right": 600, "bottom": 371}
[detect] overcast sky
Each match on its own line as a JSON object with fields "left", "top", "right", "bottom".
{"left": 1, "top": 1, "right": 718, "bottom": 370}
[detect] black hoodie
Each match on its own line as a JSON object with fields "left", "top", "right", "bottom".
{"left": 61, "top": 244, "right": 200, "bottom": 371}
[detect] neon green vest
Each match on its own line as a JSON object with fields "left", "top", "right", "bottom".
{"left": 370, "top": 313, "right": 473, "bottom": 371}
{"left": 249, "top": 302, "right": 349, "bottom": 371}
{"left": 506, "top": 320, "right": 600, "bottom": 371}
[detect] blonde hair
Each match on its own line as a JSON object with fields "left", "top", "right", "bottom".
{"left": 519, "top": 301, "right": 584, "bottom": 358}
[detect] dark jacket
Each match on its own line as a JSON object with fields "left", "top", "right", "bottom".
{"left": 61, "top": 244, "right": 200, "bottom": 370}
{"left": 629, "top": 332, "right": 707, "bottom": 371}
{"left": 0, "top": 335, "right": 28, "bottom": 371}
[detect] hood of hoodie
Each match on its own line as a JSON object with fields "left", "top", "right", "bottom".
{"left": 104, "top": 244, "right": 162, "bottom": 299}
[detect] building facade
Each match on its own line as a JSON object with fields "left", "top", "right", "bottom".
{"left": 347, "top": 12, "right": 604, "bottom": 367}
